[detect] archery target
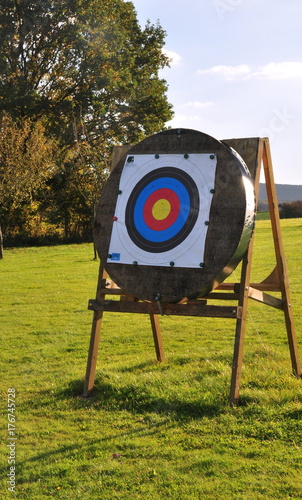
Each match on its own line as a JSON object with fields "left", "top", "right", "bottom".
{"left": 107, "top": 153, "right": 217, "bottom": 267}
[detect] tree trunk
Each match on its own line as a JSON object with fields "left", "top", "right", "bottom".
{"left": 0, "top": 225, "right": 3, "bottom": 259}
{"left": 93, "top": 205, "right": 97, "bottom": 260}
{"left": 64, "top": 210, "right": 70, "bottom": 239}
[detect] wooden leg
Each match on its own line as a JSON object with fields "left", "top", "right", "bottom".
{"left": 149, "top": 314, "right": 165, "bottom": 362}
{"left": 229, "top": 253, "right": 251, "bottom": 405}
{"left": 230, "top": 320, "right": 246, "bottom": 405}
{"left": 229, "top": 139, "right": 265, "bottom": 404}
{"left": 83, "top": 262, "right": 107, "bottom": 397}
{"left": 283, "top": 302, "right": 302, "bottom": 377}
{"left": 83, "top": 310, "right": 103, "bottom": 396}
{"left": 263, "top": 139, "right": 301, "bottom": 377}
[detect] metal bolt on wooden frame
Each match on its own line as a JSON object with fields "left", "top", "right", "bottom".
{"left": 83, "top": 137, "right": 301, "bottom": 405}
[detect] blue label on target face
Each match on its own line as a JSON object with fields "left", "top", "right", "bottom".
{"left": 107, "top": 153, "right": 217, "bottom": 268}
{"left": 110, "top": 253, "right": 121, "bottom": 261}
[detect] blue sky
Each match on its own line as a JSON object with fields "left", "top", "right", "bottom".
{"left": 132, "top": 0, "right": 302, "bottom": 185}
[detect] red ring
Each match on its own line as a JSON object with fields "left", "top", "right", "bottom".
{"left": 143, "top": 188, "right": 180, "bottom": 231}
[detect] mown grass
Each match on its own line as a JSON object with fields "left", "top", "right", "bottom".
{"left": 256, "top": 211, "right": 270, "bottom": 220}
{"left": 1, "top": 219, "right": 302, "bottom": 499}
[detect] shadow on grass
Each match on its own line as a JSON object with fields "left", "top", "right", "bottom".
{"left": 1, "top": 372, "right": 226, "bottom": 488}
{"left": 118, "top": 359, "right": 172, "bottom": 372}
{"left": 57, "top": 374, "right": 225, "bottom": 420}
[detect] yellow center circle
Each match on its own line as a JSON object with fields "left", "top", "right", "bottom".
{"left": 152, "top": 199, "right": 171, "bottom": 220}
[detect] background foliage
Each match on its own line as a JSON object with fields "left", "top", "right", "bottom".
{"left": 0, "top": 0, "right": 173, "bottom": 245}
{"left": 279, "top": 201, "right": 302, "bottom": 219}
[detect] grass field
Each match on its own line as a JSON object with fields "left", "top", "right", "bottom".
{"left": 255, "top": 211, "right": 270, "bottom": 220}
{"left": 1, "top": 218, "right": 302, "bottom": 499}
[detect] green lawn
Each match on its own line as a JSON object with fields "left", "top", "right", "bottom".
{"left": 1, "top": 219, "right": 302, "bottom": 499}
{"left": 256, "top": 211, "right": 270, "bottom": 220}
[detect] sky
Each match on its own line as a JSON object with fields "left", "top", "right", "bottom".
{"left": 132, "top": 0, "right": 302, "bottom": 185}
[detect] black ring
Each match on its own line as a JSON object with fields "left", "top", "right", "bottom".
{"left": 125, "top": 167, "right": 200, "bottom": 253}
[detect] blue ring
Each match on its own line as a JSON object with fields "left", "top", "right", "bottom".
{"left": 125, "top": 167, "right": 199, "bottom": 253}
{"left": 133, "top": 178, "right": 190, "bottom": 242}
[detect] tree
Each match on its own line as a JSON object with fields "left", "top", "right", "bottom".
{"left": 40, "top": 139, "right": 110, "bottom": 239}
{"left": 279, "top": 201, "right": 302, "bottom": 219}
{"left": 0, "top": 1, "right": 173, "bottom": 243}
{"left": 0, "top": 0, "right": 172, "bottom": 242}
{"left": 0, "top": 113, "right": 57, "bottom": 254}
{"left": 0, "top": 0, "right": 173, "bottom": 147}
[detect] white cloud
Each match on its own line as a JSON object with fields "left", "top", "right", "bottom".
{"left": 252, "top": 62, "right": 302, "bottom": 80}
{"left": 180, "top": 100, "right": 214, "bottom": 109}
{"left": 163, "top": 49, "right": 182, "bottom": 66}
{"left": 197, "top": 62, "right": 302, "bottom": 81}
{"left": 166, "top": 113, "right": 204, "bottom": 128}
{"left": 197, "top": 64, "right": 250, "bottom": 81}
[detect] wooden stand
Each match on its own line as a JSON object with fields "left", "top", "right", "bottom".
{"left": 83, "top": 137, "right": 301, "bottom": 404}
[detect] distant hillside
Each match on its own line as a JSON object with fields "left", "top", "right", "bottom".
{"left": 258, "top": 184, "right": 302, "bottom": 210}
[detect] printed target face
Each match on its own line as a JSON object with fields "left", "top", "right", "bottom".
{"left": 107, "top": 154, "right": 217, "bottom": 268}
{"left": 126, "top": 167, "right": 200, "bottom": 253}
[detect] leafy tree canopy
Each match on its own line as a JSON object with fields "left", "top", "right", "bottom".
{"left": 0, "top": 113, "right": 57, "bottom": 209}
{"left": 0, "top": 0, "right": 173, "bottom": 146}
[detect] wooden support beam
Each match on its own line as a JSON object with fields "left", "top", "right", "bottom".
{"left": 88, "top": 299, "right": 239, "bottom": 318}
{"left": 252, "top": 266, "right": 281, "bottom": 291}
{"left": 204, "top": 292, "right": 239, "bottom": 300}
{"left": 216, "top": 270, "right": 281, "bottom": 292}
{"left": 247, "top": 287, "right": 284, "bottom": 310}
